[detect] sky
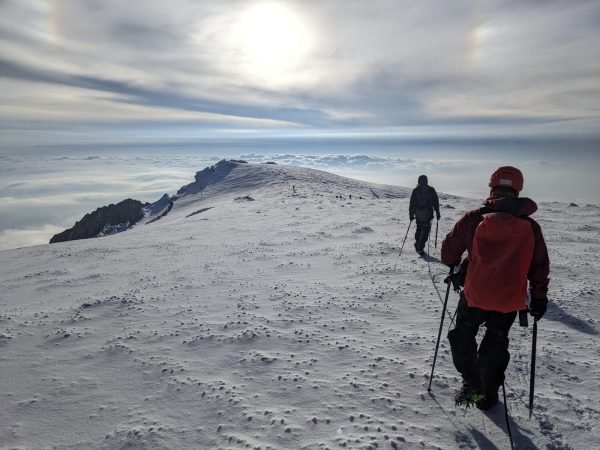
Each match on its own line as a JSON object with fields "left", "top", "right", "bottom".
{"left": 1, "top": 0, "right": 599, "bottom": 143}
{"left": 0, "top": 0, "right": 599, "bottom": 250}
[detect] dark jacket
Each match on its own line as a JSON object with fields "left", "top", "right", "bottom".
{"left": 409, "top": 185, "right": 440, "bottom": 221}
{"left": 441, "top": 196, "right": 549, "bottom": 303}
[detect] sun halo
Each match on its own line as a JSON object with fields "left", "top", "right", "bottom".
{"left": 231, "top": 2, "right": 315, "bottom": 85}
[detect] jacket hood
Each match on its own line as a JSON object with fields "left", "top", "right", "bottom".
{"left": 484, "top": 196, "right": 537, "bottom": 217}
{"left": 418, "top": 175, "right": 428, "bottom": 186}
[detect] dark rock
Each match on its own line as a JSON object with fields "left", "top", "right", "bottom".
{"left": 147, "top": 193, "right": 171, "bottom": 215}
{"left": 50, "top": 198, "right": 144, "bottom": 243}
{"left": 234, "top": 195, "right": 254, "bottom": 202}
{"left": 177, "top": 160, "right": 239, "bottom": 196}
{"left": 145, "top": 194, "right": 175, "bottom": 224}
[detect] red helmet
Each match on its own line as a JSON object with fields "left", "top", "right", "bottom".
{"left": 488, "top": 166, "right": 524, "bottom": 192}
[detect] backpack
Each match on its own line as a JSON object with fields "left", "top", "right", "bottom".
{"left": 414, "top": 186, "right": 432, "bottom": 209}
{"left": 464, "top": 211, "right": 534, "bottom": 313}
{"left": 413, "top": 186, "right": 434, "bottom": 221}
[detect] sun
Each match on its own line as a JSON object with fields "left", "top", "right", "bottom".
{"left": 230, "top": 2, "right": 315, "bottom": 85}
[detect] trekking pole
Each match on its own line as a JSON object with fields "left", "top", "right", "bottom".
{"left": 427, "top": 265, "right": 454, "bottom": 392}
{"left": 435, "top": 219, "right": 439, "bottom": 249}
{"left": 529, "top": 317, "right": 538, "bottom": 419}
{"left": 399, "top": 219, "right": 413, "bottom": 257}
{"left": 502, "top": 383, "right": 516, "bottom": 450}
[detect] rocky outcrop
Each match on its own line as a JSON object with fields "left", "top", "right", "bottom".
{"left": 49, "top": 160, "right": 244, "bottom": 244}
{"left": 50, "top": 199, "right": 145, "bottom": 244}
{"left": 147, "top": 193, "right": 172, "bottom": 215}
{"left": 176, "top": 159, "right": 241, "bottom": 197}
{"left": 145, "top": 195, "right": 174, "bottom": 224}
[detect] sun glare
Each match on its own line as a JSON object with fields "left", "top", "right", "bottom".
{"left": 231, "top": 2, "right": 315, "bottom": 85}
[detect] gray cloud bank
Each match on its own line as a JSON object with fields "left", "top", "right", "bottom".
{"left": 1, "top": 0, "right": 599, "bottom": 146}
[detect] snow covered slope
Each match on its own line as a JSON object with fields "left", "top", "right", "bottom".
{"left": 1, "top": 161, "right": 599, "bottom": 449}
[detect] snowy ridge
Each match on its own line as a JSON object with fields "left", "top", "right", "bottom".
{"left": 1, "top": 162, "right": 599, "bottom": 449}
{"left": 171, "top": 159, "right": 413, "bottom": 209}
{"left": 133, "top": 160, "right": 416, "bottom": 234}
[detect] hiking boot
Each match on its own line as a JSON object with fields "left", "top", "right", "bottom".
{"left": 476, "top": 392, "right": 499, "bottom": 411}
{"left": 454, "top": 383, "right": 484, "bottom": 408}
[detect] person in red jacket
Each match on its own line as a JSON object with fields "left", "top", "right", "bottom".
{"left": 441, "top": 166, "right": 550, "bottom": 410}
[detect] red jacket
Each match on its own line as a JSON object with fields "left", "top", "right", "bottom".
{"left": 441, "top": 197, "right": 550, "bottom": 312}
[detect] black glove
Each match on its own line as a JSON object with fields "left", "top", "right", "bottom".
{"left": 409, "top": 214, "right": 415, "bottom": 221}
{"left": 436, "top": 212, "right": 441, "bottom": 220}
{"left": 529, "top": 298, "right": 548, "bottom": 320}
{"left": 444, "top": 272, "right": 464, "bottom": 292}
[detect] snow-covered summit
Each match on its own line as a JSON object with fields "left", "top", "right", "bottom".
{"left": 1, "top": 161, "right": 599, "bottom": 449}
{"left": 167, "top": 159, "right": 413, "bottom": 217}
{"left": 174, "top": 158, "right": 412, "bottom": 202}
{"left": 50, "top": 160, "right": 415, "bottom": 244}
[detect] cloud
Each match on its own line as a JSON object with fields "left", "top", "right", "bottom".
{"left": 537, "top": 160, "right": 554, "bottom": 167}
{"left": 0, "top": 0, "right": 598, "bottom": 146}
{"left": 0, "top": 58, "right": 329, "bottom": 127}
{"left": 0, "top": 224, "right": 65, "bottom": 251}
{"left": 237, "top": 153, "right": 467, "bottom": 172}
{"left": 0, "top": 152, "right": 214, "bottom": 242}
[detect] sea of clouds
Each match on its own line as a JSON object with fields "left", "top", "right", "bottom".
{"left": 1, "top": 146, "right": 597, "bottom": 251}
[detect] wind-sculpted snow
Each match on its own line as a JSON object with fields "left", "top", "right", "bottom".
{"left": 0, "top": 162, "right": 599, "bottom": 449}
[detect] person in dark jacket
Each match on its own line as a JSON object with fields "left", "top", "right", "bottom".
{"left": 409, "top": 175, "right": 440, "bottom": 255}
{"left": 441, "top": 166, "right": 550, "bottom": 410}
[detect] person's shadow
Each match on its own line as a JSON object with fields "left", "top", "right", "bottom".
{"left": 422, "top": 253, "right": 442, "bottom": 264}
{"left": 429, "top": 392, "right": 538, "bottom": 450}
{"left": 544, "top": 301, "right": 597, "bottom": 335}
{"left": 421, "top": 256, "right": 597, "bottom": 336}
{"left": 467, "top": 403, "right": 538, "bottom": 449}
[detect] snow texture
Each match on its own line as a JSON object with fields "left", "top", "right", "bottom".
{"left": 1, "top": 161, "right": 599, "bottom": 449}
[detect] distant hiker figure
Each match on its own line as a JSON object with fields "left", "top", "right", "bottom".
{"left": 409, "top": 175, "right": 440, "bottom": 255}
{"left": 441, "top": 166, "right": 550, "bottom": 410}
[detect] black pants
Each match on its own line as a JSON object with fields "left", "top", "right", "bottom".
{"left": 414, "top": 219, "right": 432, "bottom": 252}
{"left": 448, "top": 294, "right": 517, "bottom": 396}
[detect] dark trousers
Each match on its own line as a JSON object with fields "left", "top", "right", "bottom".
{"left": 448, "top": 294, "right": 517, "bottom": 396}
{"left": 414, "top": 220, "right": 432, "bottom": 251}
